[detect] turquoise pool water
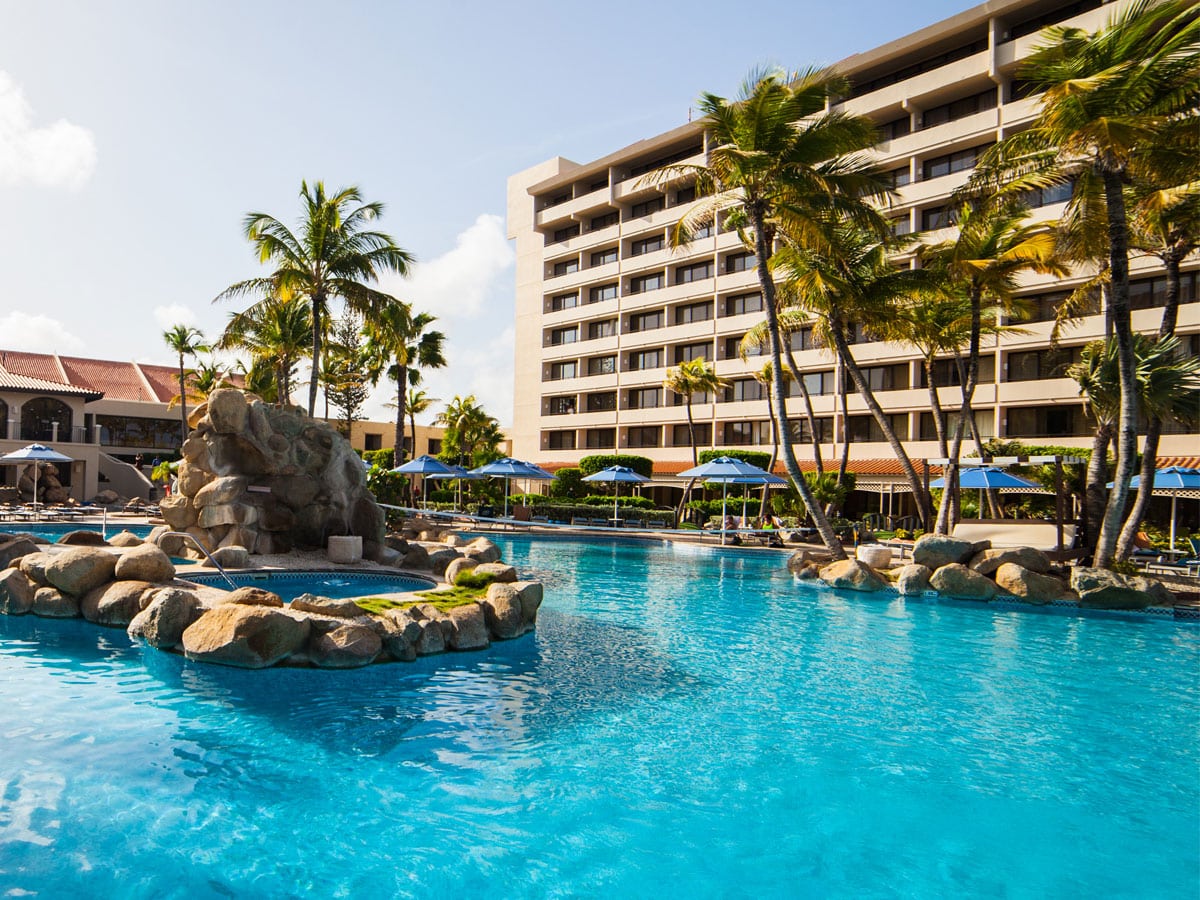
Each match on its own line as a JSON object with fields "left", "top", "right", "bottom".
{"left": 185, "top": 570, "right": 435, "bottom": 601}
{"left": 0, "top": 534, "right": 1196, "bottom": 896}
{"left": 0, "top": 522, "right": 153, "bottom": 543}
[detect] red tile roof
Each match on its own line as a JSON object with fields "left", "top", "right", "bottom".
{"left": 138, "top": 364, "right": 184, "bottom": 403}
{"left": 58, "top": 355, "right": 155, "bottom": 401}
{"left": 0, "top": 350, "right": 68, "bottom": 384}
{"left": 0, "top": 370, "right": 102, "bottom": 398}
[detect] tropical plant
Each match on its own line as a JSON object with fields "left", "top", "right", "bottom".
{"left": 918, "top": 200, "right": 1065, "bottom": 531}
{"left": 578, "top": 455, "right": 654, "bottom": 477}
{"left": 364, "top": 300, "right": 446, "bottom": 456}
{"left": 404, "top": 388, "right": 438, "bottom": 462}
{"left": 323, "top": 312, "right": 371, "bottom": 436}
{"left": 215, "top": 180, "right": 414, "bottom": 418}
{"left": 162, "top": 324, "right": 208, "bottom": 445}
{"left": 218, "top": 294, "right": 312, "bottom": 405}
{"left": 436, "top": 395, "right": 504, "bottom": 468}
{"left": 972, "top": 0, "right": 1200, "bottom": 565}
{"left": 663, "top": 358, "right": 728, "bottom": 466}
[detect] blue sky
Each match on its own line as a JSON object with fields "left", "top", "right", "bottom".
{"left": 0, "top": 0, "right": 968, "bottom": 425}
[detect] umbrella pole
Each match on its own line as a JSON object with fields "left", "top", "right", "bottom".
{"left": 614, "top": 484, "right": 619, "bottom": 524}
{"left": 34, "top": 464, "right": 40, "bottom": 523}
{"left": 721, "top": 482, "right": 728, "bottom": 546}
{"left": 1170, "top": 495, "right": 1178, "bottom": 551}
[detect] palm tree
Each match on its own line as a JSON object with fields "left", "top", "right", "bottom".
{"left": 405, "top": 388, "right": 438, "bottom": 460}
{"left": 364, "top": 300, "right": 446, "bottom": 457}
{"left": 436, "top": 395, "right": 503, "bottom": 469}
{"left": 162, "top": 324, "right": 208, "bottom": 445}
{"left": 215, "top": 181, "right": 414, "bottom": 418}
{"left": 218, "top": 294, "right": 312, "bottom": 405}
{"left": 919, "top": 200, "right": 1065, "bottom": 531}
{"left": 648, "top": 68, "right": 887, "bottom": 559}
{"left": 663, "top": 357, "right": 728, "bottom": 465}
{"left": 974, "top": 0, "right": 1200, "bottom": 565}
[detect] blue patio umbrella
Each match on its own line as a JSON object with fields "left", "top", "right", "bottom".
{"left": 470, "top": 457, "right": 555, "bottom": 517}
{"left": 0, "top": 443, "right": 73, "bottom": 521}
{"left": 678, "top": 456, "right": 781, "bottom": 544}
{"left": 1114, "top": 466, "right": 1200, "bottom": 550}
{"left": 390, "top": 454, "right": 458, "bottom": 508}
{"left": 929, "top": 466, "right": 1040, "bottom": 490}
{"left": 426, "top": 464, "right": 484, "bottom": 510}
{"left": 582, "top": 465, "right": 652, "bottom": 521}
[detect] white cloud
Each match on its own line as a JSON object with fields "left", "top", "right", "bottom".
{"left": 0, "top": 311, "right": 85, "bottom": 353}
{"left": 153, "top": 303, "right": 198, "bottom": 329}
{"left": 0, "top": 71, "right": 96, "bottom": 189}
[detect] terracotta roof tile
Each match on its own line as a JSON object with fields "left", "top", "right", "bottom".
{"left": 0, "top": 370, "right": 102, "bottom": 398}
{"left": 138, "top": 364, "right": 183, "bottom": 403}
{"left": 0, "top": 350, "right": 67, "bottom": 384}
{"left": 58, "top": 356, "right": 154, "bottom": 401}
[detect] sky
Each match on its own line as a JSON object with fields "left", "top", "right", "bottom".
{"left": 0, "top": 0, "right": 969, "bottom": 427}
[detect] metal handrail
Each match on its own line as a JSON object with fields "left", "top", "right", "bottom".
{"left": 158, "top": 530, "right": 238, "bottom": 591}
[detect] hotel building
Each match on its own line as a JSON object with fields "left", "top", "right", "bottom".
{"left": 506, "top": 0, "right": 1199, "bottom": 506}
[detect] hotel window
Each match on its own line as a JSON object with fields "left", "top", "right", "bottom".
{"left": 672, "top": 389, "right": 714, "bottom": 406}
{"left": 860, "top": 363, "right": 910, "bottom": 392}
{"left": 888, "top": 215, "right": 913, "bottom": 236}
{"left": 675, "top": 186, "right": 696, "bottom": 204}
{"left": 725, "top": 252, "right": 757, "bottom": 273}
{"left": 672, "top": 422, "right": 711, "bottom": 446}
{"left": 547, "top": 430, "right": 576, "bottom": 450}
{"left": 628, "top": 387, "right": 662, "bottom": 409}
{"left": 629, "top": 272, "right": 664, "bottom": 294}
{"left": 549, "top": 292, "right": 578, "bottom": 312}
{"left": 794, "top": 370, "right": 835, "bottom": 396}
{"left": 724, "top": 292, "right": 763, "bottom": 317}
{"left": 921, "top": 206, "right": 954, "bottom": 231}
{"left": 630, "top": 197, "right": 665, "bottom": 218}
{"left": 788, "top": 328, "right": 817, "bottom": 351}
{"left": 628, "top": 349, "right": 663, "bottom": 371}
{"left": 724, "top": 379, "right": 766, "bottom": 402}
{"left": 693, "top": 223, "right": 713, "bottom": 239}
{"left": 427, "top": 438, "right": 442, "bottom": 455}
{"left": 879, "top": 115, "right": 911, "bottom": 141}
{"left": 1006, "top": 405, "right": 1088, "bottom": 438}
{"left": 919, "top": 356, "right": 994, "bottom": 386}
{"left": 363, "top": 433, "right": 382, "bottom": 451}
{"left": 922, "top": 144, "right": 990, "bottom": 180}
{"left": 544, "top": 192, "right": 569, "bottom": 208}
{"left": 791, "top": 417, "right": 832, "bottom": 444}
{"left": 588, "top": 177, "right": 608, "bottom": 192}
{"left": 589, "top": 283, "right": 618, "bottom": 304}
{"left": 725, "top": 420, "right": 771, "bottom": 445}
{"left": 591, "top": 211, "right": 619, "bottom": 230}
{"left": 727, "top": 335, "right": 764, "bottom": 358}
{"left": 552, "top": 258, "right": 579, "bottom": 276}
{"left": 591, "top": 247, "right": 618, "bottom": 266}
{"left": 675, "top": 300, "right": 713, "bottom": 325}
{"left": 676, "top": 261, "right": 713, "bottom": 284}
{"left": 674, "top": 341, "right": 713, "bottom": 364}
{"left": 552, "top": 224, "right": 580, "bottom": 243}
{"left": 587, "top": 355, "right": 616, "bottom": 376}
{"left": 587, "top": 319, "right": 617, "bottom": 340}
{"left": 586, "top": 391, "right": 616, "bottom": 412}
{"left": 627, "top": 425, "right": 661, "bottom": 448}
{"left": 549, "top": 326, "right": 578, "bottom": 346}
{"left": 548, "top": 396, "right": 576, "bottom": 416}
{"left": 846, "top": 414, "right": 909, "bottom": 443}
{"left": 585, "top": 428, "right": 616, "bottom": 449}
{"left": 549, "top": 361, "right": 577, "bottom": 381}
{"left": 920, "top": 88, "right": 996, "bottom": 129}
{"left": 631, "top": 235, "right": 664, "bottom": 256}
{"left": 629, "top": 310, "right": 664, "bottom": 332}
{"left": 885, "top": 166, "right": 911, "bottom": 188}
{"left": 1007, "top": 346, "right": 1081, "bottom": 382}
{"left": 1024, "top": 181, "right": 1074, "bottom": 208}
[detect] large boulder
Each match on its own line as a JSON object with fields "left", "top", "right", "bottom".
{"left": 896, "top": 564, "right": 933, "bottom": 596}
{"left": 181, "top": 605, "right": 310, "bottom": 668}
{"left": 127, "top": 587, "right": 202, "bottom": 648}
{"left": 968, "top": 546, "right": 1051, "bottom": 576}
{"left": 481, "top": 585, "right": 524, "bottom": 639}
{"left": 464, "top": 538, "right": 501, "bottom": 565}
{"left": 31, "top": 586, "right": 79, "bottom": 618}
{"left": 290, "top": 593, "right": 365, "bottom": 618}
{"left": 1069, "top": 567, "right": 1174, "bottom": 610}
{"left": 516, "top": 582, "right": 543, "bottom": 628}
{"left": 107, "top": 531, "right": 144, "bottom": 548}
{"left": 444, "top": 557, "right": 479, "bottom": 586}
{"left": 205, "top": 389, "right": 249, "bottom": 435}
{"left": 425, "top": 547, "right": 462, "bottom": 576}
{"left": 819, "top": 559, "right": 887, "bottom": 593}
{"left": 378, "top": 608, "right": 423, "bottom": 661}
{"left": 206, "top": 546, "right": 250, "bottom": 569}
{"left": 17, "top": 552, "right": 54, "bottom": 586}
{"left": 993, "top": 563, "right": 1075, "bottom": 604}
{"left": 193, "top": 475, "right": 247, "bottom": 508}
{"left": 912, "top": 535, "right": 981, "bottom": 570}
{"left": 306, "top": 623, "right": 382, "bottom": 668}
{"left": 0, "top": 537, "right": 38, "bottom": 570}
{"left": 473, "top": 562, "right": 517, "bottom": 584}
{"left": 159, "top": 495, "right": 199, "bottom": 530}
{"left": 929, "top": 563, "right": 998, "bottom": 601}
{"left": 445, "top": 603, "right": 490, "bottom": 650}
{"left": 55, "top": 530, "right": 110, "bottom": 547}
{"left": 217, "top": 586, "right": 283, "bottom": 608}
{"left": 400, "top": 544, "right": 430, "bottom": 570}
{"left": 80, "top": 580, "right": 156, "bottom": 627}
{"left": 114, "top": 544, "right": 176, "bottom": 583}
{"left": 0, "top": 568, "right": 35, "bottom": 615}
{"left": 44, "top": 548, "right": 118, "bottom": 597}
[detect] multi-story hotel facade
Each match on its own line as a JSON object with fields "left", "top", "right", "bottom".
{"left": 506, "top": 0, "right": 1199, "bottom": 500}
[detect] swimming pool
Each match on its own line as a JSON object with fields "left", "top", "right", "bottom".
{"left": 0, "top": 522, "right": 153, "bottom": 544}
{"left": 185, "top": 569, "right": 435, "bottom": 601}
{"left": 0, "top": 534, "right": 1195, "bottom": 896}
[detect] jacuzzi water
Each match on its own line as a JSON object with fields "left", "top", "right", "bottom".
{"left": 184, "top": 570, "right": 435, "bottom": 601}
{"left": 0, "top": 533, "right": 1196, "bottom": 896}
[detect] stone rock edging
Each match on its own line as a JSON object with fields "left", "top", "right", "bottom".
{"left": 797, "top": 534, "right": 1179, "bottom": 611}
{"left": 0, "top": 530, "right": 544, "bottom": 670}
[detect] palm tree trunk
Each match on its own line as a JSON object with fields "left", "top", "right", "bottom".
{"left": 177, "top": 355, "right": 189, "bottom": 446}
{"left": 685, "top": 397, "right": 698, "bottom": 466}
{"left": 395, "top": 369, "right": 406, "bottom": 461}
{"left": 750, "top": 210, "right": 845, "bottom": 559}
{"left": 784, "top": 345, "right": 823, "bottom": 476}
{"left": 308, "top": 302, "right": 322, "bottom": 418}
{"left": 836, "top": 362, "right": 850, "bottom": 483}
{"left": 1083, "top": 422, "right": 1114, "bottom": 560}
{"left": 925, "top": 358, "right": 948, "bottom": 460}
{"left": 936, "top": 287, "right": 983, "bottom": 533}
{"left": 1095, "top": 169, "right": 1138, "bottom": 568}
{"left": 829, "top": 306, "right": 933, "bottom": 524}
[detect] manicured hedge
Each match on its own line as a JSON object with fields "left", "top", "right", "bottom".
{"left": 578, "top": 454, "right": 654, "bottom": 478}
{"left": 698, "top": 449, "right": 772, "bottom": 470}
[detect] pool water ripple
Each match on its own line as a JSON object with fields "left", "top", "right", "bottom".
{"left": 0, "top": 535, "right": 1196, "bottom": 896}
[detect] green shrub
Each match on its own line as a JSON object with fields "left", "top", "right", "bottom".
{"left": 698, "top": 448, "right": 771, "bottom": 470}
{"left": 578, "top": 454, "right": 653, "bottom": 478}
{"left": 893, "top": 527, "right": 912, "bottom": 540}
{"left": 581, "top": 494, "right": 656, "bottom": 509}
{"left": 362, "top": 448, "right": 395, "bottom": 469}
{"left": 454, "top": 569, "right": 498, "bottom": 589}
{"left": 366, "top": 466, "right": 408, "bottom": 506}
{"left": 685, "top": 497, "right": 762, "bottom": 518}
{"left": 549, "top": 466, "right": 587, "bottom": 499}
